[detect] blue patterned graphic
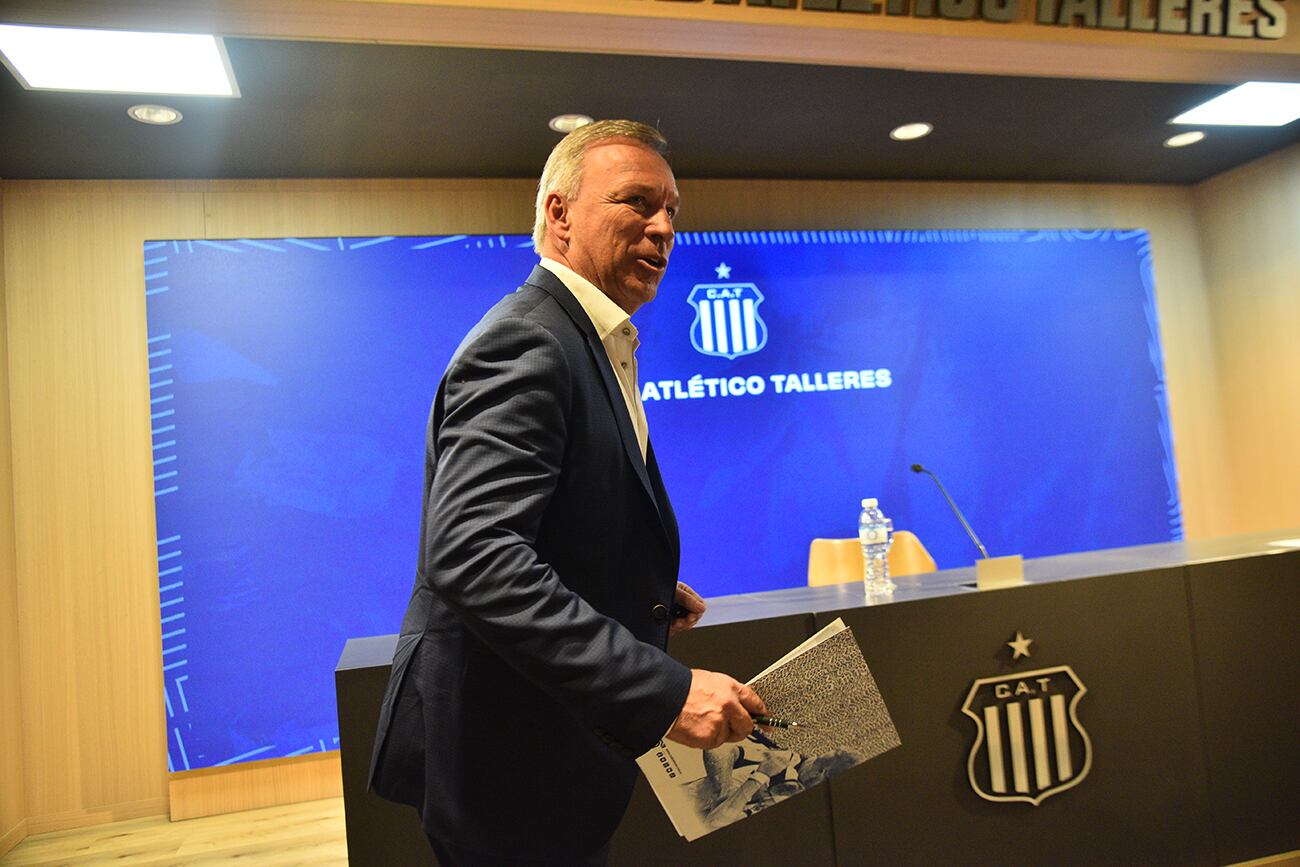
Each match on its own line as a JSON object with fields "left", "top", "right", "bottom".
{"left": 143, "top": 230, "right": 1180, "bottom": 772}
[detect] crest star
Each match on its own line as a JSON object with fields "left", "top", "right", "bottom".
{"left": 1008, "top": 631, "right": 1033, "bottom": 660}
{"left": 714, "top": 261, "right": 732, "bottom": 279}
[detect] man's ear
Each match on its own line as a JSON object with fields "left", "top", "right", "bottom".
{"left": 545, "top": 191, "right": 571, "bottom": 246}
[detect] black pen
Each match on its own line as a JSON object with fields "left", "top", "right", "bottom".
{"left": 752, "top": 714, "right": 800, "bottom": 730}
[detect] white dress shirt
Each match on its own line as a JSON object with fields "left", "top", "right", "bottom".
{"left": 539, "top": 258, "right": 649, "bottom": 461}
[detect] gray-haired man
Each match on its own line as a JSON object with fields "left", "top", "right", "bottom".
{"left": 368, "top": 120, "right": 766, "bottom": 866}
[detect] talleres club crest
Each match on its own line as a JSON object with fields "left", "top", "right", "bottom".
{"left": 688, "top": 262, "right": 768, "bottom": 360}
{"left": 960, "top": 633, "right": 1093, "bottom": 806}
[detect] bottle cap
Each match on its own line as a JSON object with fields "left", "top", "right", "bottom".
{"left": 862, "top": 498, "right": 878, "bottom": 508}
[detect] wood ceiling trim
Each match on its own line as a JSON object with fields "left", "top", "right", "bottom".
{"left": 6, "top": 0, "right": 1299, "bottom": 84}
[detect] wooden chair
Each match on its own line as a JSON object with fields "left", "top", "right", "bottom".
{"left": 890, "top": 530, "right": 939, "bottom": 578}
{"left": 807, "top": 531, "right": 937, "bottom": 587}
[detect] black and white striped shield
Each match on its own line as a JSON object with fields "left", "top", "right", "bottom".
{"left": 961, "top": 665, "right": 1093, "bottom": 806}
{"left": 687, "top": 282, "right": 768, "bottom": 360}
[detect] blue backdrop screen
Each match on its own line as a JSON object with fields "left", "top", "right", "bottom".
{"left": 143, "top": 229, "right": 1180, "bottom": 771}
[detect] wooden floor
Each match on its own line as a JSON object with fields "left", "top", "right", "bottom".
{"left": 3, "top": 800, "right": 1297, "bottom": 866}
{"left": 0, "top": 798, "right": 348, "bottom": 866}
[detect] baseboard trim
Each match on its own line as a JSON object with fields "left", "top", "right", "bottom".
{"left": 168, "top": 750, "right": 342, "bottom": 821}
{"left": 24, "top": 797, "right": 169, "bottom": 836}
{"left": 0, "top": 817, "right": 27, "bottom": 858}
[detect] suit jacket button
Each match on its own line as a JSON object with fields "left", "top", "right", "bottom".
{"left": 651, "top": 604, "right": 669, "bottom": 623}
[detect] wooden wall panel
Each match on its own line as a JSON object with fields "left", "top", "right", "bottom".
{"left": 200, "top": 178, "right": 535, "bottom": 239}
{"left": 2, "top": 184, "right": 207, "bottom": 833}
{"left": 0, "top": 189, "right": 29, "bottom": 857}
{"left": 1194, "top": 141, "right": 1300, "bottom": 536}
{"left": 0, "top": 173, "right": 1245, "bottom": 834}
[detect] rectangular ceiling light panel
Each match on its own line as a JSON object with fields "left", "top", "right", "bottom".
{"left": 1171, "top": 82, "right": 1300, "bottom": 127}
{"left": 0, "top": 24, "right": 239, "bottom": 96}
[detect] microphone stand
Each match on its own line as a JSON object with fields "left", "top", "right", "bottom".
{"left": 910, "top": 463, "right": 1023, "bottom": 590}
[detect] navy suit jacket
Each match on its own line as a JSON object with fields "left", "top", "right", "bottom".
{"left": 367, "top": 265, "right": 693, "bottom": 859}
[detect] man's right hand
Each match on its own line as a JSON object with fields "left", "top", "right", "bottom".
{"left": 666, "top": 669, "right": 768, "bottom": 750}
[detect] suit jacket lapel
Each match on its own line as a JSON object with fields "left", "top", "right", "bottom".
{"left": 523, "top": 266, "right": 666, "bottom": 535}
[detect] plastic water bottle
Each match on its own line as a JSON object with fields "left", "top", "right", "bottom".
{"left": 859, "top": 498, "right": 896, "bottom": 595}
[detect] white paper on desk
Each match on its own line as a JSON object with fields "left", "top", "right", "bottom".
{"left": 635, "top": 618, "right": 900, "bottom": 840}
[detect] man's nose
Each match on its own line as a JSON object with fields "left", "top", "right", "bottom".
{"left": 647, "top": 207, "right": 674, "bottom": 246}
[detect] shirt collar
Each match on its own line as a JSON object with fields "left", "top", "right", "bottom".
{"left": 539, "top": 258, "right": 636, "bottom": 342}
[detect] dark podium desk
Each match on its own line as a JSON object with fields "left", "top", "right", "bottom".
{"left": 336, "top": 531, "right": 1299, "bottom": 866}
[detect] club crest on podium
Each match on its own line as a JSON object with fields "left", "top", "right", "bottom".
{"left": 961, "top": 665, "right": 1093, "bottom": 806}
{"left": 687, "top": 277, "right": 768, "bottom": 360}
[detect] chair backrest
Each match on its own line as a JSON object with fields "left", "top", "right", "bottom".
{"left": 807, "top": 531, "right": 937, "bottom": 587}
{"left": 890, "top": 530, "right": 938, "bottom": 577}
{"left": 807, "top": 538, "right": 862, "bottom": 587}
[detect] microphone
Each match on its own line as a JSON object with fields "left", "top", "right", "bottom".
{"left": 910, "top": 463, "right": 989, "bottom": 559}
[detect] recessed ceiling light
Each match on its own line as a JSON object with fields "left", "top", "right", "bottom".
{"left": 890, "top": 122, "right": 933, "bottom": 141}
{"left": 1170, "top": 82, "right": 1300, "bottom": 127}
{"left": 128, "top": 104, "right": 183, "bottom": 125}
{"left": 0, "top": 24, "right": 239, "bottom": 96}
{"left": 1163, "top": 131, "right": 1205, "bottom": 148}
{"left": 549, "top": 114, "right": 593, "bottom": 133}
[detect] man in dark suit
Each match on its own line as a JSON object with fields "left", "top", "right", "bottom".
{"left": 368, "top": 120, "right": 767, "bottom": 866}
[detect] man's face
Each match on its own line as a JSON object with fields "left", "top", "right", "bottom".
{"left": 551, "top": 140, "right": 679, "bottom": 315}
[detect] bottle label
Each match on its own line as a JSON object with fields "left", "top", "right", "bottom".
{"left": 859, "top": 528, "right": 886, "bottom": 545}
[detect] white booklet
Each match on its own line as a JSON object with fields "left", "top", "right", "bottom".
{"left": 636, "top": 618, "right": 901, "bottom": 840}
